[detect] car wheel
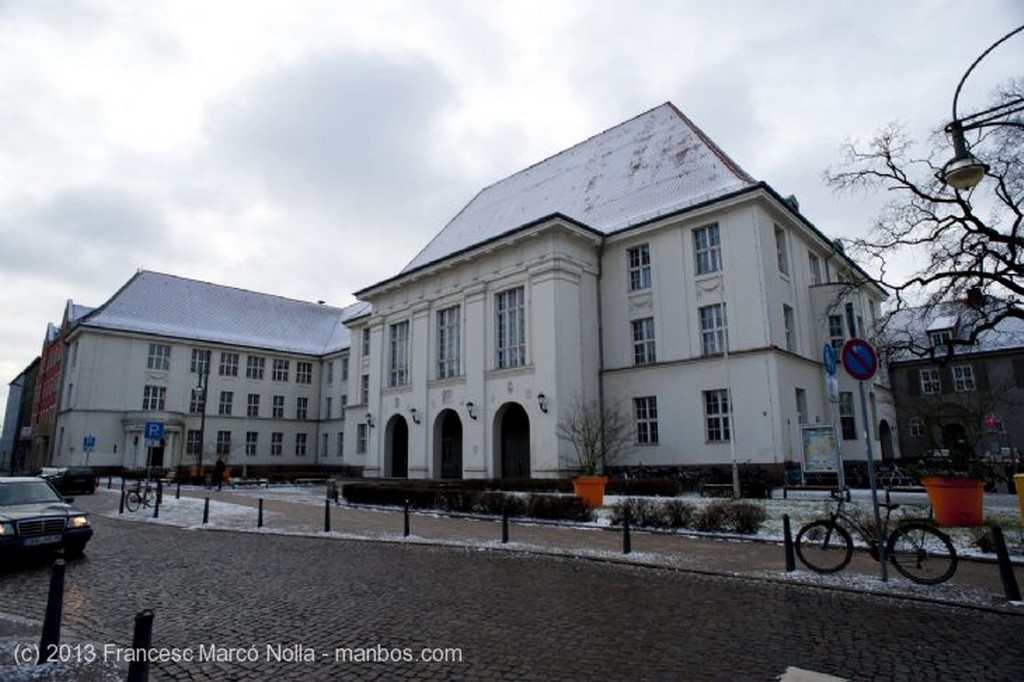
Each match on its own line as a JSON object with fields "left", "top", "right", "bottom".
{"left": 64, "top": 543, "right": 88, "bottom": 558}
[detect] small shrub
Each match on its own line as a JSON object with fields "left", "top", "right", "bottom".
{"left": 525, "top": 494, "right": 593, "bottom": 522}
{"left": 727, "top": 502, "right": 767, "bottom": 534}
{"left": 662, "top": 499, "right": 696, "bottom": 528}
{"left": 971, "top": 528, "right": 994, "bottom": 553}
{"left": 694, "top": 501, "right": 730, "bottom": 532}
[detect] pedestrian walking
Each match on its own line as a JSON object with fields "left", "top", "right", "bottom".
{"left": 214, "top": 457, "right": 226, "bottom": 491}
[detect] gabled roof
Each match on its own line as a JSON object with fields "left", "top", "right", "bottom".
{"left": 79, "top": 271, "right": 359, "bottom": 355}
{"left": 886, "top": 301, "right": 1024, "bottom": 362}
{"left": 400, "top": 102, "right": 756, "bottom": 275}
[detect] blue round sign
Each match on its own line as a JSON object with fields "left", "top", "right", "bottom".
{"left": 841, "top": 338, "right": 878, "bottom": 381}
{"left": 822, "top": 343, "right": 837, "bottom": 376}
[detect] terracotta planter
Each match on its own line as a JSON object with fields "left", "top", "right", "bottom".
{"left": 921, "top": 476, "right": 985, "bottom": 527}
{"left": 572, "top": 475, "right": 608, "bottom": 508}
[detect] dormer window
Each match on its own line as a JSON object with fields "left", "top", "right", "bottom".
{"left": 929, "top": 329, "right": 952, "bottom": 348}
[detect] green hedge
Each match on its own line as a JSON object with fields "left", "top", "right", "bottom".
{"left": 609, "top": 498, "right": 765, "bottom": 534}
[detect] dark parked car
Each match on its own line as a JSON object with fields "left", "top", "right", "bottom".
{"left": 40, "top": 466, "right": 98, "bottom": 495}
{"left": 0, "top": 477, "right": 94, "bottom": 558}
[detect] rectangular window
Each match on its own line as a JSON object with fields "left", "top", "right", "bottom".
{"left": 389, "top": 320, "right": 410, "bottom": 387}
{"left": 774, "top": 225, "right": 789, "bottom": 275}
{"left": 808, "top": 253, "right": 822, "bottom": 285}
{"left": 326, "top": 361, "right": 334, "bottom": 384}
{"left": 296, "top": 396, "right": 308, "bottom": 420}
{"left": 271, "top": 432, "right": 283, "bottom": 456}
{"left": 219, "top": 352, "right": 239, "bottom": 377}
{"left": 929, "top": 330, "right": 952, "bottom": 348}
{"left": 322, "top": 433, "right": 328, "bottom": 458}
{"left": 704, "top": 389, "right": 732, "bottom": 442}
{"left": 699, "top": 303, "right": 728, "bottom": 355}
{"left": 361, "top": 328, "right": 371, "bottom": 356}
{"left": 190, "top": 388, "right": 206, "bottom": 415}
{"left": 909, "top": 417, "right": 925, "bottom": 438}
{"left": 142, "top": 385, "right": 166, "bottom": 411}
{"left": 245, "top": 432, "right": 258, "bottom": 457}
{"left": 247, "top": 393, "right": 260, "bottom": 418}
{"left": 828, "top": 315, "right": 845, "bottom": 353}
{"left": 952, "top": 364, "right": 975, "bottom": 392}
{"left": 272, "top": 395, "right": 285, "bottom": 419}
{"left": 337, "top": 432, "right": 344, "bottom": 457}
{"left": 272, "top": 359, "right": 289, "bottom": 382}
{"left": 920, "top": 368, "right": 942, "bottom": 395}
{"left": 357, "top": 423, "right": 368, "bottom": 454}
{"left": 627, "top": 244, "right": 652, "bottom": 291}
{"left": 147, "top": 343, "right": 171, "bottom": 371}
{"left": 218, "top": 391, "right": 233, "bottom": 416}
{"left": 325, "top": 397, "right": 333, "bottom": 420}
{"left": 839, "top": 392, "right": 857, "bottom": 440}
{"left": 246, "top": 355, "right": 265, "bottom": 380}
{"left": 496, "top": 286, "right": 526, "bottom": 369}
{"left": 186, "top": 430, "right": 201, "bottom": 457}
{"left": 341, "top": 357, "right": 349, "bottom": 382}
{"left": 216, "top": 430, "right": 231, "bottom": 456}
{"left": 295, "top": 433, "right": 307, "bottom": 457}
{"left": 340, "top": 394, "right": 348, "bottom": 415}
{"left": 360, "top": 375, "right": 369, "bottom": 404}
{"left": 437, "top": 305, "right": 462, "bottom": 379}
{"left": 783, "top": 304, "right": 796, "bottom": 352}
{"left": 296, "top": 361, "right": 313, "bottom": 384}
{"left": 634, "top": 396, "right": 659, "bottom": 444}
{"left": 795, "top": 388, "right": 808, "bottom": 424}
{"left": 191, "top": 348, "right": 211, "bottom": 375}
{"left": 693, "top": 223, "right": 722, "bottom": 275}
{"left": 631, "top": 317, "right": 656, "bottom": 365}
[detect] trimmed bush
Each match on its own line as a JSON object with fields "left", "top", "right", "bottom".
{"left": 606, "top": 478, "right": 680, "bottom": 497}
{"left": 608, "top": 498, "right": 697, "bottom": 529}
{"left": 662, "top": 499, "right": 697, "bottom": 528}
{"left": 525, "top": 494, "right": 593, "bottom": 522}
{"left": 695, "top": 501, "right": 766, "bottom": 534}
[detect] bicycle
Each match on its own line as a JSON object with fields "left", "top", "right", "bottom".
{"left": 794, "top": 490, "right": 958, "bottom": 584}
{"left": 124, "top": 480, "right": 155, "bottom": 512}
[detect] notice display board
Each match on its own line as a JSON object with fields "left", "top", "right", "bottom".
{"left": 801, "top": 425, "right": 839, "bottom": 473}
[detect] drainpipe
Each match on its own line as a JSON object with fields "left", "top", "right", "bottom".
{"left": 596, "top": 239, "right": 607, "bottom": 472}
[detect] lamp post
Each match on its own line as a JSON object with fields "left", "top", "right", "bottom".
{"left": 940, "top": 24, "right": 1024, "bottom": 190}
{"left": 196, "top": 353, "right": 210, "bottom": 474}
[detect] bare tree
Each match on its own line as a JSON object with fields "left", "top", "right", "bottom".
{"left": 825, "top": 79, "right": 1024, "bottom": 358}
{"left": 557, "top": 397, "right": 633, "bottom": 476}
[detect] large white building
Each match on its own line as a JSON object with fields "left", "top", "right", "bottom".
{"left": 44, "top": 103, "right": 896, "bottom": 479}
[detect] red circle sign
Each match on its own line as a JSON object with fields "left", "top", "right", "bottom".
{"left": 841, "top": 338, "right": 878, "bottom": 381}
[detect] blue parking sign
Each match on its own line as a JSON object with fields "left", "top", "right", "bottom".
{"left": 145, "top": 421, "right": 164, "bottom": 440}
{"left": 822, "top": 343, "right": 837, "bottom": 376}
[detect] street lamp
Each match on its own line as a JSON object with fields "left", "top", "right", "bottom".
{"left": 940, "top": 24, "right": 1024, "bottom": 190}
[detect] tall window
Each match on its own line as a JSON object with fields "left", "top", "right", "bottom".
{"left": 828, "top": 315, "right": 845, "bottom": 353}
{"left": 808, "top": 253, "right": 822, "bottom": 285}
{"left": 296, "top": 397, "right": 308, "bottom": 420}
{"left": 356, "top": 423, "right": 368, "bottom": 454}
{"left": 142, "top": 385, "right": 166, "bottom": 411}
{"left": 218, "top": 391, "right": 234, "bottom": 416}
{"left": 216, "top": 430, "right": 231, "bottom": 456}
{"left": 325, "top": 397, "right": 333, "bottom": 419}
{"left": 839, "top": 392, "right": 856, "bottom": 440}
{"left": 360, "top": 375, "right": 369, "bottom": 404}
{"left": 186, "top": 430, "right": 201, "bottom": 457}
{"left": 699, "top": 303, "right": 728, "bottom": 355}
{"left": 693, "top": 223, "right": 722, "bottom": 275}
{"left": 920, "top": 368, "right": 942, "bottom": 395}
{"left": 272, "top": 395, "right": 285, "bottom": 419}
{"left": 147, "top": 343, "right": 171, "bottom": 370}
{"left": 783, "top": 304, "right": 796, "bottom": 352}
{"left": 774, "top": 225, "right": 789, "bottom": 275}
{"left": 247, "top": 393, "right": 260, "bottom": 418}
{"left": 437, "top": 305, "right": 461, "bottom": 379}
{"left": 952, "top": 364, "right": 975, "bottom": 392}
{"left": 631, "top": 318, "right": 656, "bottom": 365}
{"left": 245, "top": 432, "right": 258, "bottom": 457}
{"left": 704, "top": 389, "right": 732, "bottom": 442}
{"left": 361, "top": 328, "right": 371, "bottom": 356}
{"left": 246, "top": 355, "right": 265, "bottom": 380}
{"left": 634, "top": 396, "right": 659, "bottom": 444}
{"left": 190, "top": 388, "right": 206, "bottom": 415}
{"left": 272, "top": 359, "right": 289, "bottom": 382}
{"left": 271, "top": 432, "right": 283, "bottom": 456}
{"left": 326, "top": 361, "right": 334, "bottom": 384}
{"left": 495, "top": 286, "right": 526, "bottom": 369}
{"left": 219, "top": 352, "right": 239, "bottom": 377}
{"left": 341, "top": 357, "right": 349, "bottom": 381}
{"left": 296, "top": 361, "right": 313, "bottom": 384}
{"left": 389, "top": 321, "right": 410, "bottom": 387}
{"left": 627, "top": 244, "right": 652, "bottom": 291}
{"left": 337, "top": 432, "right": 344, "bottom": 457}
{"left": 295, "top": 433, "right": 307, "bottom": 457}
{"left": 191, "top": 348, "right": 211, "bottom": 375}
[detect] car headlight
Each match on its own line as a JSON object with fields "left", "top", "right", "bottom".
{"left": 68, "top": 515, "right": 90, "bottom": 529}
{"left": 0, "top": 522, "right": 14, "bottom": 536}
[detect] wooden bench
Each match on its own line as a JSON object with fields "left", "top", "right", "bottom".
{"left": 699, "top": 483, "right": 734, "bottom": 498}
{"left": 231, "top": 478, "right": 270, "bottom": 488}
{"left": 778, "top": 485, "right": 850, "bottom": 500}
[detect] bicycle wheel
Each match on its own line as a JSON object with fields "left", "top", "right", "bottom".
{"left": 794, "top": 520, "right": 853, "bottom": 573}
{"left": 125, "top": 490, "right": 142, "bottom": 512}
{"left": 887, "top": 522, "right": 958, "bottom": 585}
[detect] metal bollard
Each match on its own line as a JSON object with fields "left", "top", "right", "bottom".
{"left": 126, "top": 609, "right": 155, "bottom": 682}
{"left": 324, "top": 499, "right": 331, "bottom": 533}
{"left": 176, "top": 480, "right": 181, "bottom": 500}
{"left": 156, "top": 479, "right": 163, "bottom": 506}
{"left": 37, "top": 559, "right": 66, "bottom": 664}
{"left": 119, "top": 487, "right": 125, "bottom": 515}
{"left": 403, "top": 499, "right": 410, "bottom": 537}
{"left": 152, "top": 494, "right": 159, "bottom": 519}
{"left": 258, "top": 498, "right": 264, "bottom": 528}
{"left": 501, "top": 507, "right": 509, "bottom": 544}
{"left": 107, "top": 475, "right": 112, "bottom": 490}
{"left": 202, "top": 497, "right": 210, "bottom": 525}
{"left": 783, "top": 514, "right": 796, "bottom": 572}
{"left": 991, "top": 525, "right": 1022, "bottom": 601}
{"left": 623, "top": 507, "right": 632, "bottom": 555}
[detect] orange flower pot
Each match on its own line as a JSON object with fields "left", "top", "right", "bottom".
{"left": 921, "top": 476, "right": 985, "bottom": 527}
{"left": 572, "top": 475, "right": 608, "bottom": 508}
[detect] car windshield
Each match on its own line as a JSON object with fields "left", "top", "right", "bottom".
{"left": 0, "top": 481, "right": 64, "bottom": 506}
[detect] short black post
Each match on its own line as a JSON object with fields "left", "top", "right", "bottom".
{"left": 202, "top": 497, "right": 210, "bottom": 525}
{"left": 783, "top": 514, "right": 796, "bottom": 572}
{"left": 258, "top": 498, "right": 264, "bottom": 528}
{"left": 152, "top": 493, "right": 159, "bottom": 519}
{"left": 107, "top": 475, "right": 112, "bottom": 490}
{"left": 403, "top": 499, "right": 410, "bottom": 537}
{"left": 37, "top": 559, "right": 66, "bottom": 664}
{"left": 623, "top": 507, "right": 632, "bottom": 555}
{"left": 126, "top": 609, "right": 154, "bottom": 682}
{"left": 156, "top": 479, "right": 163, "bottom": 506}
{"left": 991, "top": 525, "right": 1022, "bottom": 601}
{"left": 501, "top": 507, "right": 510, "bottom": 544}
{"left": 324, "top": 499, "right": 331, "bottom": 533}
{"left": 118, "top": 487, "right": 125, "bottom": 515}
{"left": 175, "top": 480, "right": 181, "bottom": 500}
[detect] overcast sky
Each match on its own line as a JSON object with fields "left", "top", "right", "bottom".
{"left": 1, "top": 0, "right": 1022, "bottom": 421}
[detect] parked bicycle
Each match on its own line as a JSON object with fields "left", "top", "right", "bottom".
{"left": 794, "top": 490, "right": 957, "bottom": 584}
{"left": 124, "top": 480, "right": 155, "bottom": 512}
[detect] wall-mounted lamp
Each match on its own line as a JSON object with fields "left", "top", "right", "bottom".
{"left": 410, "top": 407, "right": 420, "bottom": 425}
{"left": 365, "top": 413, "right": 374, "bottom": 428}
{"left": 465, "top": 401, "right": 477, "bottom": 420}
{"left": 537, "top": 392, "right": 548, "bottom": 413}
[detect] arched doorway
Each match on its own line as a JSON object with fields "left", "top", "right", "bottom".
{"left": 434, "top": 409, "right": 463, "bottom": 479}
{"left": 942, "top": 422, "right": 969, "bottom": 457}
{"left": 496, "top": 403, "right": 530, "bottom": 479}
{"left": 879, "top": 420, "right": 894, "bottom": 461}
{"left": 386, "top": 415, "right": 409, "bottom": 478}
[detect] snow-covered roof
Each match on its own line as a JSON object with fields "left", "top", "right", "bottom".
{"left": 886, "top": 301, "right": 1024, "bottom": 362}
{"left": 400, "top": 102, "right": 756, "bottom": 275}
{"left": 80, "top": 271, "right": 358, "bottom": 355}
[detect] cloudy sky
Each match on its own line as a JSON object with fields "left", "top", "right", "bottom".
{"left": 1, "top": 0, "right": 1022, "bottom": 419}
